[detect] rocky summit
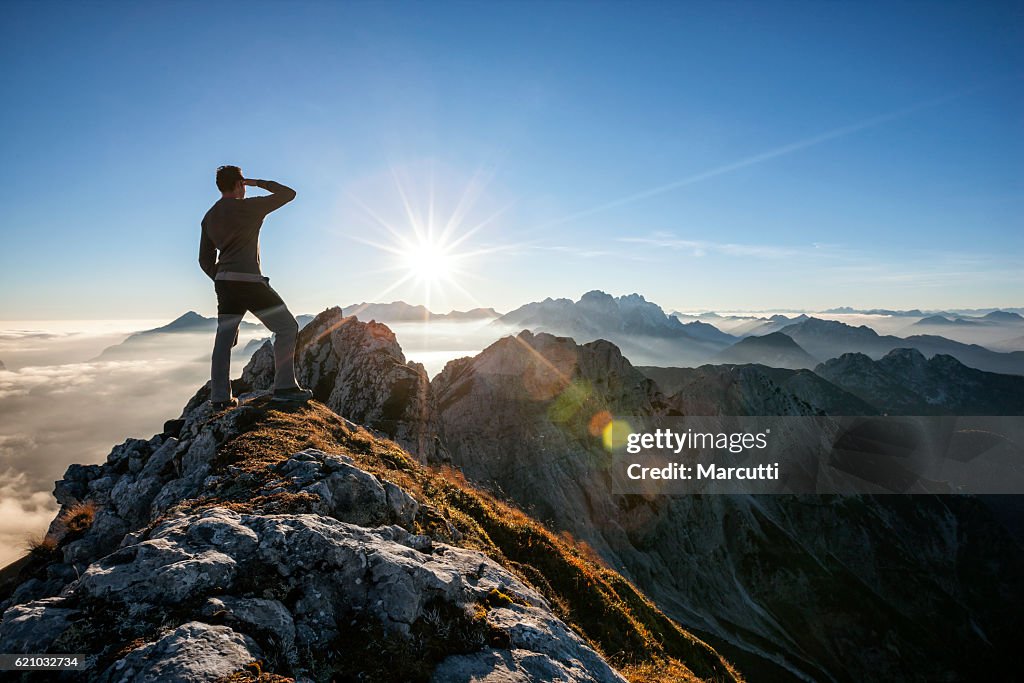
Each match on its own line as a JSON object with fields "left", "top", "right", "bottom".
{"left": 241, "top": 308, "right": 444, "bottom": 463}
{"left": 0, "top": 309, "right": 738, "bottom": 682}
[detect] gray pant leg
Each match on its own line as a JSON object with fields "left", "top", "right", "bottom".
{"left": 211, "top": 314, "right": 244, "bottom": 401}
{"left": 251, "top": 303, "right": 300, "bottom": 391}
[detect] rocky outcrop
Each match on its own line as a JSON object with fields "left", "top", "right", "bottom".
{"left": 431, "top": 329, "right": 1023, "bottom": 682}
{"left": 242, "top": 307, "right": 442, "bottom": 462}
{"left": 0, "top": 395, "right": 631, "bottom": 682}
{"left": 431, "top": 331, "right": 673, "bottom": 550}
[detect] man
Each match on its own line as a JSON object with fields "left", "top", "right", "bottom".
{"left": 199, "top": 165, "right": 313, "bottom": 409}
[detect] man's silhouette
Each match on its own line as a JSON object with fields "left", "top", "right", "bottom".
{"left": 199, "top": 165, "right": 312, "bottom": 409}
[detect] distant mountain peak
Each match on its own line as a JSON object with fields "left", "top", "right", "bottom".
{"left": 984, "top": 310, "right": 1024, "bottom": 322}
{"left": 160, "top": 310, "right": 211, "bottom": 330}
{"left": 713, "top": 331, "right": 817, "bottom": 369}
{"left": 616, "top": 292, "right": 650, "bottom": 305}
{"left": 786, "top": 316, "right": 879, "bottom": 336}
{"left": 749, "top": 331, "right": 803, "bottom": 347}
{"left": 580, "top": 289, "right": 614, "bottom": 301}
{"left": 880, "top": 347, "right": 929, "bottom": 366}
{"left": 916, "top": 315, "right": 953, "bottom": 325}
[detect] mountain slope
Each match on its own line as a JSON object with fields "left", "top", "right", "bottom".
{"left": 430, "top": 330, "right": 1021, "bottom": 682}
{"left": 241, "top": 307, "right": 442, "bottom": 462}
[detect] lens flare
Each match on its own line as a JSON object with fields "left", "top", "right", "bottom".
{"left": 602, "top": 418, "right": 633, "bottom": 452}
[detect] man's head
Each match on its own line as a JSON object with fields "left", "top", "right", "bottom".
{"left": 216, "top": 165, "right": 244, "bottom": 198}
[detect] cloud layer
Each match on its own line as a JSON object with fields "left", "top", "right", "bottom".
{"left": 0, "top": 347, "right": 212, "bottom": 566}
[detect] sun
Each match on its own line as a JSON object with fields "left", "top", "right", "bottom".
{"left": 401, "top": 236, "right": 455, "bottom": 284}
{"left": 340, "top": 163, "right": 521, "bottom": 313}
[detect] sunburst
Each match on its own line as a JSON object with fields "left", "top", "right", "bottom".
{"left": 343, "top": 164, "right": 517, "bottom": 315}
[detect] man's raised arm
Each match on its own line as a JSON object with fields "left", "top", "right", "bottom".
{"left": 243, "top": 178, "right": 297, "bottom": 215}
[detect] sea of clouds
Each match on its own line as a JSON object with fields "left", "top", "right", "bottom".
{"left": 0, "top": 322, "right": 222, "bottom": 566}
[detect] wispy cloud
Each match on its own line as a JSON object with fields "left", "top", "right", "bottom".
{"left": 525, "top": 78, "right": 1013, "bottom": 232}
{"left": 616, "top": 235, "right": 809, "bottom": 259}
{"left": 0, "top": 465, "right": 58, "bottom": 566}
{"left": 528, "top": 244, "right": 658, "bottom": 261}
{"left": 0, "top": 331, "right": 63, "bottom": 341}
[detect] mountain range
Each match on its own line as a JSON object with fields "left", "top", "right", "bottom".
{"left": 636, "top": 363, "right": 881, "bottom": 416}
{"left": 342, "top": 301, "right": 499, "bottom": 322}
{"left": 816, "top": 348, "right": 1024, "bottom": 415}
{"left": 495, "top": 292, "right": 1024, "bottom": 374}
{"left": 677, "top": 313, "right": 810, "bottom": 339}
{"left": 779, "top": 317, "right": 1024, "bottom": 375}
{"left": 823, "top": 307, "right": 1024, "bottom": 318}
{"left": 496, "top": 291, "right": 736, "bottom": 365}
{"left": 98, "top": 293, "right": 1024, "bottom": 376}
{"left": 2, "top": 308, "right": 1019, "bottom": 681}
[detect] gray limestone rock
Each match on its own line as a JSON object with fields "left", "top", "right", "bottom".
{"left": 0, "top": 597, "right": 77, "bottom": 653}
{"left": 97, "top": 621, "right": 262, "bottom": 682}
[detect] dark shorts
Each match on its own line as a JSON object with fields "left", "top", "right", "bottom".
{"left": 214, "top": 277, "right": 287, "bottom": 316}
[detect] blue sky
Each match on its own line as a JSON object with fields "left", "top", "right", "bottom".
{"left": 1, "top": 0, "right": 1021, "bottom": 319}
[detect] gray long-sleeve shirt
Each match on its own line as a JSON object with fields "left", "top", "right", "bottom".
{"left": 199, "top": 179, "right": 296, "bottom": 280}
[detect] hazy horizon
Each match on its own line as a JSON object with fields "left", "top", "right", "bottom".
{"left": 3, "top": 299, "right": 1023, "bottom": 325}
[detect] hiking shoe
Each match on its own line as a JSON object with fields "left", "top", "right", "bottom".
{"left": 212, "top": 397, "right": 239, "bottom": 410}
{"left": 271, "top": 387, "right": 314, "bottom": 403}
